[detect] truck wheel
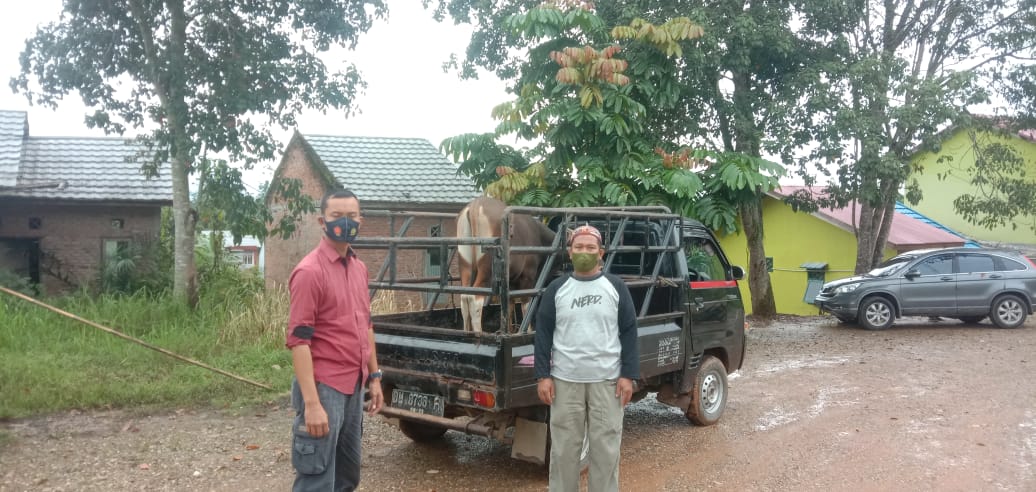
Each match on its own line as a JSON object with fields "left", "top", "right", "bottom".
{"left": 397, "top": 419, "right": 448, "bottom": 442}
{"left": 686, "top": 356, "right": 727, "bottom": 426}
{"left": 859, "top": 297, "right": 894, "bottom": 330}
{"left": 990, "top": 295, "right": 1027, "bottom": 329}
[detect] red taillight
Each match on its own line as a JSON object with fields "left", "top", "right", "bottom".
{"left": 1025, "top": 256, "right": 1036, "bottom": 269}
{"left": 473, "top": 390, "right": 496, "bottom": 408}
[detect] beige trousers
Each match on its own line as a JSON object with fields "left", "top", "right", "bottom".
{"left": 549, "top": 378, "right": 623, "bottom": 492}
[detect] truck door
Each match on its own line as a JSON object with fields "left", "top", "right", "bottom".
{"left": 684, "top": 235, "right": 744, "bottom": 358}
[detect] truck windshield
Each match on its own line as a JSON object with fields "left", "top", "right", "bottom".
{"left": 867, "top": 256, "right": 914, "bottom": 277}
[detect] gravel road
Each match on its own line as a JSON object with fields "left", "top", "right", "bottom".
{"left": 3, "top": 315, "right": 1035, "bottom": 491}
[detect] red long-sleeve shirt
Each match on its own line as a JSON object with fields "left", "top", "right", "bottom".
{"left": 286, "top": 238, "right": 372, "bottom": 394}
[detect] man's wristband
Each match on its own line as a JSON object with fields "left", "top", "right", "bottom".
{"left": 367, "top": 370, "right": 383, "bottom": 383}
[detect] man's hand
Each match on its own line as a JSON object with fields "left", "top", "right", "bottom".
{"left": 367, "top": 380, "right": 384, "bottom": 415}
{"left": 304, "top": 401, "right": 330, "bottom": 437}
{"left": 616, "top": 377, "right": 634, "bottom": 406}
{"left": 537, "top": 378, "right": 555, "bottom": 405}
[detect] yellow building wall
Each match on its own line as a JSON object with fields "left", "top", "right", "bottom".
{"left": 910, "top": 129, "right": 1036, "bottom": 246}
{"left": 717, "top": 196, "right": 894, "bottom": 315}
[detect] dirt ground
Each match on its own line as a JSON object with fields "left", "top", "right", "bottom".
{"left": 2, "top": 315, "right": 1035, "bottom": 491}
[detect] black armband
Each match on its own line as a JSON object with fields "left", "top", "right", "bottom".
{"left": 292, "top": 325, "right": 315, "bottom": 340}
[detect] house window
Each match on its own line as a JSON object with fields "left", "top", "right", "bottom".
{"left": 103, "top": 239, "right": 131, "bottom": 263}
{"left": 427, "top": 225, "right": 443, "bottom": 269}
{"left": 111, "top": 218, "right": 125, "bottom": 230}
{"left": 240, "top": 252, "right": 254, "bottom": 266}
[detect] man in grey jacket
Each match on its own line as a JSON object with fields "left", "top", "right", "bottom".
{"left": 534, "top": 224, "right": 639, "bottom": 492}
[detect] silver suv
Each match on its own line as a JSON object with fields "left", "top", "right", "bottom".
{"left": 814, "top": 248, "right": 1036, "bottom": 330}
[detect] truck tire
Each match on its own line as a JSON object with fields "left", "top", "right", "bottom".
{"left": 397, "top": 419, "right": 448, "bottom": 442}
{"left": 990, "top": 295, "right": 1027, "bottom": 329}
{"left": 686, "top": 356, "right": 727, "bottom": 426}
{"left": 859, "top": 297, "right": 895, "bottom": 330}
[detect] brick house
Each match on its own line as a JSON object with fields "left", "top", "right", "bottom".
{"left": 264, "top": 132, "right": 478, "bottom": 309}
{"left": 0, "top": 110, "right": 172, "bottom": 295}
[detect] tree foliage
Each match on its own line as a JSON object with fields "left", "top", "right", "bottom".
{"left": 440, "top": 4, "right": 712, "bottom": 218}
{"left": 793, "top": 0, "right": 1036, "bottom": 271}
{"left": 13, "top": 0, "right": 386, "bottom": 305}
{"left": 950, "top": 125, "right": 1036, "bottom": 235}
{"left": 434, "top": 0, "right": 811, "bottom": 317}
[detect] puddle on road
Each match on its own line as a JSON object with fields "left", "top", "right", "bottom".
{"left": 753, "top": 356, "right": 852, "bottom": 375}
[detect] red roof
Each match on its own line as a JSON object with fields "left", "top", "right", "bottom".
{"left": 770, "top": 186, "right": 965, "bottom": 251}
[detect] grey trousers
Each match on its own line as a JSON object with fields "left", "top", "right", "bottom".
{"left": 549, "top": 378, "right": 623, "bottom": 492}
{"left": 291, "top": 379, "right": 364, "bottom": 492}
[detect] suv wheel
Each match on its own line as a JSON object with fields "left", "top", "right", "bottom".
{"left": 859, "top": 297, "right": 895, "bottom": 330}
{"left": 686, "top": 356, "right": 727, "bottom": 426}
{"left": 990, "top": 295, "right": 1027, "bottom": 329}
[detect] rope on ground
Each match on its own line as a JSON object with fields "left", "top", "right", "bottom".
{"left": 0, "top": 286, "right": 273, "bottom": 391}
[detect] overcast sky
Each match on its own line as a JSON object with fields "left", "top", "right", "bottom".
{"left": 0, "top": 1, "right": 510, "bottom": 191}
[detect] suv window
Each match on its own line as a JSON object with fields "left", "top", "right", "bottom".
{"left": 916, "top": 254, "right": 953, "bottom": 276}
{"left": 996, "top": 257, "right": 1027, "bottom": 271}
{"left": 958, "top": 253, "right": 995, "bottom": 274}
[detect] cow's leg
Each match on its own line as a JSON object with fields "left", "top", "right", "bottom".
{"left": 457, "top": 205, "right": 475, "bottom": 331}
{"left": 468, "top": 253, "right": 493, "bottom": 333}
{"left": 458, "top": 256, "right": 474, "bottom": 331}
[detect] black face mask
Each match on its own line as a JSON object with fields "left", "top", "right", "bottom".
{"left": 323, "top": 216, "right": 360, "bottom": 243}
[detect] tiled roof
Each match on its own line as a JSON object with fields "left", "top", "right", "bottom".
{"left": 0, "top": 137, "right": 172, "bottom": 202}
{"left": 0, "top": 110, "right": 27, "bottom": 188}
{"left": 771, "top": 185, "right": 966, "bottom": 250}
{"left": 303, "top": 135, "right": 477, "bottom": 204}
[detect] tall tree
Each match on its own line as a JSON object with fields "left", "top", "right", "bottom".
{"left": 433, "top": 0, "right": 830, "bottom": 317}
{"left": 13, "top": 0, "right": 386, "bottom": 305}
{"left": 797, "top": 0, "right": 1036, "bottom": 272}
{"left": 442, "top": 9, "right": 709, "bottom": 212}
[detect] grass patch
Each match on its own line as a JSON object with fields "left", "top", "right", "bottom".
{"left": 0, "top": 289, "right": 294, "bottom": 419}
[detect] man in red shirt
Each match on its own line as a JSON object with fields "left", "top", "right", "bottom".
{"left": 286, "top": 189, "right": 384, "bottom": 492}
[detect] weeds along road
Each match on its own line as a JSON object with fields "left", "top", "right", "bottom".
{"left": 2, "top": 315, "right": 1035, "bottom": 491}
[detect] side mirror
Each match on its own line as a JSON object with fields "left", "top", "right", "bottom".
{"left": 731, "top": 265, "right": 745, "bottom": 280}
{"left": 904, "top": 269, "right": 921, "bottom": 279}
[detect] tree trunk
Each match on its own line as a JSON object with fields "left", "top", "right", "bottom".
{"left": 740, "top": 194, "right": 776, "bottom": 318}
{"left": 870, "top": 184, "right": 898, "bottom": 268}
{"left": 167, "top": 0, "right": 198, "bottom": 306}
{"left": 854, "top": 200, "right": 878, "bottom": 274}
{"left": 171, "top": 154, "right": 197, "bottom": 306}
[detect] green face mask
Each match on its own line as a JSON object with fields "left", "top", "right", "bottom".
{"left": 571, "top": 252, "right": 599, "bottom": 273}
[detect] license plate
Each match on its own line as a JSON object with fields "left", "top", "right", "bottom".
{"left": 391, "top": 389, "right": 445, "bottom": 417}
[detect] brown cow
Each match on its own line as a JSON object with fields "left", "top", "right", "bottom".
{"left": 456, "top": 196, "right": 556, "bottom": 333}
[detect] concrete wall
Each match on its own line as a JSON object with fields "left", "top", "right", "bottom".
{"left": 911, "top": 129, "right": 1036, "bottom": 247}
{"left": 717, "top": 196, "right": 895, "bottom": 315}
{"left": 0, "top": 199, "right": 161, "bottom": 294}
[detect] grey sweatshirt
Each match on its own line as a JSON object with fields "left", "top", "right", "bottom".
{"left": 533, "top": 272, "right": 639, "bottom": 382}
